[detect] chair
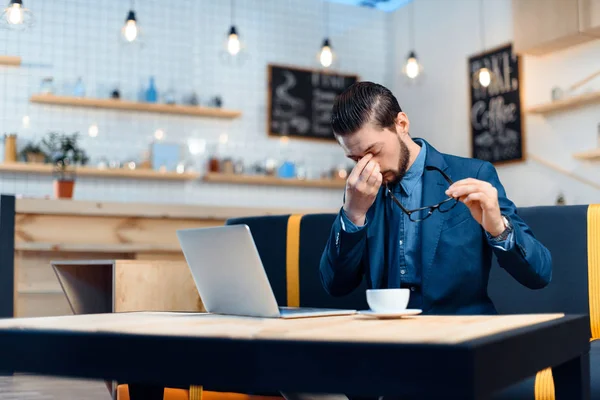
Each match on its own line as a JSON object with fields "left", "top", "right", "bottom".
{"left": 225, "top": 213, "right": 367, "bottom": 310}
{"left": 488, "top": 204, "right": 600, "bottom": 400}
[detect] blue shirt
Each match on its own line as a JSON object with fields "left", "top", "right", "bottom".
{"left": 340, "top": 139, "right": 513, "bottom": 308}
{"left": 385, "top": 139, "right": 426, "bottom": 295}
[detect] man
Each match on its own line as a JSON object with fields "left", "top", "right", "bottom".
{"left": 282, "top": 81, "right": 552, "bottom": 400}
{"left": 318, "top": 81, "right": 551, "bottom": 314}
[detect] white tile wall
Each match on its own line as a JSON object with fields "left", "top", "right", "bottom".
{"left": 0, "top": 0, "right": 392, "bottom": 210}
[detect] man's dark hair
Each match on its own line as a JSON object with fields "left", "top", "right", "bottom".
{"left": 331, "top": 81, "right": 402, "bottom": 136}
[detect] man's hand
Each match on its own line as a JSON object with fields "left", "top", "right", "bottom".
{"left": 445, "top": 178, "right": 506, "bottom": 237}
{"left": 343, "top": 153, "right": 382, "bottom": 226}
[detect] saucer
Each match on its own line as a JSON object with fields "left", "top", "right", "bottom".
{"left": 357, "top": 309, "right": 422, "bottom": 319}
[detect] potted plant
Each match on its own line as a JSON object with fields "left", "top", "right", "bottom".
{"left": 19, "top": 140, "right": 48, "bottom": 164}
{"left": 41, "top": 132, "right": 89, "bottom": 199}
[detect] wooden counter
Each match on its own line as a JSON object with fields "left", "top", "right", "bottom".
{"left": 10, "top": 198, "right": 337, "bottom": 318}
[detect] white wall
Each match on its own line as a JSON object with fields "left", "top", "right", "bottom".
{"left": 0, "top": 0, "right": 392, "bottom": 209}
{"left": 392, "top": 0, "right": 600, "bottom": 207}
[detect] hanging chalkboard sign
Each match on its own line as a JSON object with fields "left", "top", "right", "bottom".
{"left": 268, "top": 64, "right": 359, "bottom": 141}
{"left": 469, "top": 43, "right": 525, "bottom": 164}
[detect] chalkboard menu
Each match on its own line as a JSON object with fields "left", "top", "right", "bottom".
{"left": 268, "top": 64, "right": 358, "bottom": 141}
{"left": 469, "top": 43, "right": 524, "bottom": 164}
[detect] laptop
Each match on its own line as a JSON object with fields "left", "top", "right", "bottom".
{"left": 176, "top": 224, "right": 357, "bottom": 319}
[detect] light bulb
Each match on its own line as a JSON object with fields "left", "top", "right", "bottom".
{"left": 478, "top": 68, "right": 491, "bottom": 87}
{"left": 123, "top": 20, "right": 138, "bottom": 42}
{"left": 227, "top": 33, "right": 240, "bottom": 55}
{"left": 405, "top": 57, "right": 420, "bottom": 79}
{"left": 319, "top": 39, "right": 333, "bottom": 68}
{"left": 320, "top": 46, "right": 333, "bottom": 68}
{"left": 7, "top": 3, "right": 23, "bottom": 25}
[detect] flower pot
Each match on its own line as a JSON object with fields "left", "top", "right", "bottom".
{"left": 53, "top": 179, "right": 75, "bottom": 199}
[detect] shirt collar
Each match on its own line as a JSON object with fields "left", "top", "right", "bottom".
{"left": 397, "top": 138, "right": 427, "bottom": 196}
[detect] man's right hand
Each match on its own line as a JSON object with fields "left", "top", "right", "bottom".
{"left": 343, "top": 153, "right": 383, "bottom": 226}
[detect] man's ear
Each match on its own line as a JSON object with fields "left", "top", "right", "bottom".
{"left": 395, "top": 112, "right": 410, "bottom": 135}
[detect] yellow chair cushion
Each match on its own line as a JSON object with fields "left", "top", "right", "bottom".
{"left": 117, "top": 384, "right": 284, "bottom": 400}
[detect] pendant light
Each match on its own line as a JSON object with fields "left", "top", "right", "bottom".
{"left": 318, "top": 1, "right": 335, "bottom": 68}
{"left": 220, "top": 0, "right": 249, "bottom": 66}
{"left": 473, "top": 0, "right": 493, "bottom": 89}
{"left": 320, "top": 38, "right": 333, "bottom": 68}
{"left": 1, "top": 0, "right": 33, "bottom": 30}
{"left": 226, "top": 0, "right": 241, "bottom": 56}
{"left": 402, "top": 1, "right": 422, "bottom": 80}
{"left": 121, "top": 0, "right": 140, "bottom": 43}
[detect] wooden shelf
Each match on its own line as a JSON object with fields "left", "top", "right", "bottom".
{"left": 526, "top": 91, "right": 600, "bottom": 115}
{"left": 203, "top": 172, "right": 346, "bottom": 189}
{"left": 573, "top": 148, "right": 600, "bottom": 161}
{"left": 0, "top": 162, "right": 200, "bottom": 181}
{"left": 0, "top": 55, "right": 21, "bottom": 66}
{"left": 30, "top": 94, "right": 242, "bottom": 119}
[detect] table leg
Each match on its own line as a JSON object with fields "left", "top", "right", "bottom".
{"left": 552, "top": 351, "right": 591, "bottom": 400}
{"left": 128, "top": 383, "right": 165, "bottom": 400}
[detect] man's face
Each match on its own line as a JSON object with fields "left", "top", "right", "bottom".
{"left": 337, "top": 120, "right": 410, "bottom": 186}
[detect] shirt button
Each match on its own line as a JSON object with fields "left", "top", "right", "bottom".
{"left": 410, "top": 287, "right": 416, "bottom": 291}
{"left": 399, "top": 240, "right": 403, "bottom": 246}
{"left": 400, "top": 269, "right": 406, "bottom": 275}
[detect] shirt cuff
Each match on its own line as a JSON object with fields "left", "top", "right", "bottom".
{"left": 340, "top": 209, "right": 367, "bottom": 232}
{"left": 487, "top": 230, "right": 515, "bottom": 251}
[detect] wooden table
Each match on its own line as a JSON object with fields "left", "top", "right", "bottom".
{"left": 0, "top": 312, "right": 590, "bottom": 400}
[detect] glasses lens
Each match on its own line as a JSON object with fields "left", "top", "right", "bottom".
{"left": 438, "top": 197, "right": 458, "bottom": 213}
{"left": 409, "top": 207, "right": 433, "bottom": 222}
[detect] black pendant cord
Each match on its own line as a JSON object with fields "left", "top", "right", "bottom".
{"left": 409, "top": 0, "right": 415, "bottom": 51}
{"left": 323, "top": 1, "right": 329, "bottom": 39}
{"left": 479, "top": 0, "right": 485, "bottom": 52}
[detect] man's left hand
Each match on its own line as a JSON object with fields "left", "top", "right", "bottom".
{"left": 445, "top": 178, "right": 505, "bottom": 237}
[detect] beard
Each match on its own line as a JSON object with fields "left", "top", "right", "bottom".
{"left": 383, "top": 138, "right": 410, "bottom": 186}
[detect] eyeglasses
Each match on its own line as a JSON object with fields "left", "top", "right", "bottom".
{"left": 385, "top": 165, "right": 459, "bottom": 222}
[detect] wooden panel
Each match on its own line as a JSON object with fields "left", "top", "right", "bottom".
{"left": 526, "top": 90, "right": 600, "bottom": 115}
{"left": 204, "top": 172, "right": 346, "bottom": 189}
{"left": 15, "top": 198, "right": 336, "bottom": 219}
{"left": 512, "top": 0, "right": 593, "bottom": 55}
{"left": 0, "top": 313, "right": 565, "bottom": 345}
{"left": 114, "top": 260, "right": 203, "bottom": 313}
{"left": 134, "top": 252, "right": 185, "bottom": 261}
{"left": 14, "top": 214, "right": 221, "bottom": 252}
{"left": 52, "top": 262, "right": 114, "bottom": 314}
{"left": 580, "top": 0, "right": 600, "bottom": 36}
{"left": 30, "top": 94, "right": 242, "bottom": 119}
{"left": 15, "top": 293, "right": 72, "bottom": 318}
{"left": 0, "top": 162, "right": 199, "bottom": 181}
{"left": 15, "top": 243, "right": 187, "bottom": 253}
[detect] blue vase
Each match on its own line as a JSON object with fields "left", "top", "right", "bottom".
{"left": 278, "top": 160, "right": 296, "bottom": 178}
{"left": 145, "top": 77, "right": 157, "bottom": 103}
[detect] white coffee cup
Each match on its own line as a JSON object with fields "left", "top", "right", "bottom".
{"left": 366, "top": 288, "right": 410, "bottom": 313}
